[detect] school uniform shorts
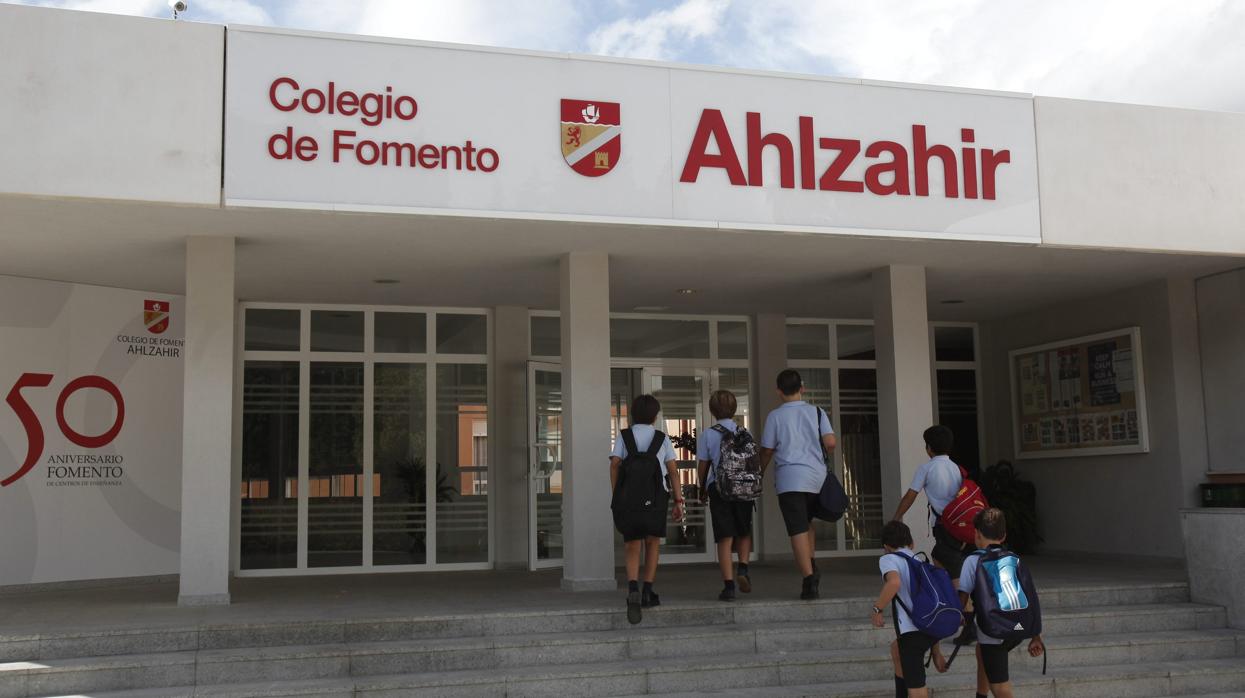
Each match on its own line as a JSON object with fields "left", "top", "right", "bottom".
{"left": 979, "top": 639, "right": 1023, "bottom": 684}
{"left": 707, "top": 484, "right": 754, "bottom": 542}
{"left": 932, "top": 523, "right": 970, "bottom": 577}
{"left": 777, "top": 491, "right": 824, "bottom": 536}
{"left": 896, "top": 631, "right": 939, "bottom": 689}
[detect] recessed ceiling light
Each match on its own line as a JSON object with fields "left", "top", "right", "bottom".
{"left": 373, "top": 278, "right": 400, "bottom": 284}
{"left": 676, "top": 288, "right": 697, "bottom": 295}
{"left": 940, "top": 299, "right": 965, "bottom": 305}
{"left": 633, "top": 305, "right": 670, "bottom": 312}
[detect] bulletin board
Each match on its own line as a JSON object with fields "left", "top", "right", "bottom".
{"left": 1009, "top": 327, "right": 1149, "bottom": 459}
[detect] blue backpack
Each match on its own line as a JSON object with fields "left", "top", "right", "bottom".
{"left": 884, "top": 552, "right": 963, "bottom": 639}
{"left": 971, "top": 546, "right": 1042, "bottom": 642}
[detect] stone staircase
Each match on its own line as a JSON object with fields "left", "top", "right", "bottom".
{"left": 2, "top": 580, "right": 1243, "bottom": 697}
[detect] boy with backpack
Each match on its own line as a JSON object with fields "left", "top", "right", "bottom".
{"left": 696, "top": 389, "right": 760, "bottom": 601}
{"left": 759, "top": 369, "right": 837, "bottom": 600}
{"left": 959, "top": 508, "right": 1045, "bottom": 698}
{"left": 871, "top": 520, "right": 953, "bottom": 698}
{"left": 610, "top": 394, "right": 683, "bottom": 625}
{"left": 891, "top": 425, "right": 985, "bottom": 585}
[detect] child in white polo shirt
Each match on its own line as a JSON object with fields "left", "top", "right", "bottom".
{"left": 610, "top": 394, "right": 682, "bottom": 625}
{"left": 891, "top": 425, "right": 971, "bottom": 583}
{"left": 959, "top": 508, "right": 1045, "bottom": 698}
{"left": 871, "top": 520, "right": 949, "bottom": 698}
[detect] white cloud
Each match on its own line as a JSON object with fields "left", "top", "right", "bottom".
{"left": 727, "top": 0, "right": 1245, "bottom": 112}
{"left": 8, "top": 0, "right": 164, "bottom": 14}
{"left": 279, "top": 0, "right": 583, "bottom": 51}
{"left": 7, "top": 0, "right": 1244, "bottom": 111}
{"left": 195, "top": 0, "right": 270, "bottom": 24}
{"left": 6, "top": 0, "right": 269, "bottom": 23}
{"left": 588, "top": 0, "right": 728, "bottom": 61}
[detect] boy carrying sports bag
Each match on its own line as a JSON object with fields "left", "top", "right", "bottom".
{"left": 954, "top": 508, "right": 1047, "bottom": 696}
{"left": 872, "top": 521, "right": 956, "bottom": 698}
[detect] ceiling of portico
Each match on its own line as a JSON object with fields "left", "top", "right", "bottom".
{"left": 0, "top": 195, "right": 1239, "bottom": 322}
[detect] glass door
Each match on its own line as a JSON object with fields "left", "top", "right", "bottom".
{"left": 643, "top": 368, "right": 713, "bottom": 563}
{"left": 528, "top": 362, "right": 563, "bottom": 569}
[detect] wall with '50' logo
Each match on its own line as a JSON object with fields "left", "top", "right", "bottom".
{"left": 0, "top": 275, "right": 184, "bottom": 586}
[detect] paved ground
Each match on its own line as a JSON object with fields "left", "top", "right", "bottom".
{"left": 0, "top": 554, "right": 1185, "bottom": 636}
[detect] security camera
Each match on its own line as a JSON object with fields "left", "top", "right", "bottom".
{"left": 169, "top": 0, "right": 187, "bottom": 17}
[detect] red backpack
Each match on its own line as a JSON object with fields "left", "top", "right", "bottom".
{"left": 940, "top": 466, "right": 989, "bottom": 545}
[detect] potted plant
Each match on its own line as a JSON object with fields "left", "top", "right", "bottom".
{"left": 978, "top": 460, "right": 1043, "bottom": 554}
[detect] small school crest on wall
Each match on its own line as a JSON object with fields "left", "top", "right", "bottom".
{"left": 560, "top": 99, "right": 620, "bottom": 177}
{"left": 144, "top": 299, "right": 170, "bottom": 335}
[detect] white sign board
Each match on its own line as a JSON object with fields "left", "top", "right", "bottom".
{"left": 225, "top": 27, "right": 1040, "bottom": 243}
{"left": 0, "top": 276, "right": 183, "bottom": 586}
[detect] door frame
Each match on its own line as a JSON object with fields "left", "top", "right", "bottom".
{"left": 640, "top": 366, "right": 716, "bottom": 564}
{"left": 527, "top": 360, "right": 563, "bottom": 570}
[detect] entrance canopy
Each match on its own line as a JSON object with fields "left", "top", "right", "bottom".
{"left": 0, "top": 195, "right": 1237, "bottom": 321}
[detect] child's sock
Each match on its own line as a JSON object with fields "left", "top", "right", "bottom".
{"left": 893, "top": 675, "right": 906, "bottom": 698}
{"left": 628, "top": 579, "right": 639, "bottom": 593}
{"left": 738, "top": 563, "right": 749, "bottom": 576}
{"left": 723, "top": 579, "right": 736, "bottom": 591}
{"left": 642, "top": 581, "right": 653, "bottom": 594}
{"left": 976, "top": 693, "right": 988, "bottom": 698}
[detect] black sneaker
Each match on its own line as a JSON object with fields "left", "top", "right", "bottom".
{"left": 626, "top": 591, "right": 642, "bottom": 625}
{"left": 737, "top": 572, "right": 752, "bottom": 594}
{"left": 800, "top": 575, "right": 819, "bottom": 600}
{"left": 641, "top": 589, "right": 661, "bottom": 608}
{"left": 718, "top": 586, "right": 736, "bottom": 602}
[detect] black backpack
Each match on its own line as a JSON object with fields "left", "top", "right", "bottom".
{"left": 971, "top": 546, "right": 1042, "bottom": 642}
{"left": 611, "top": 429, "right": 667, "bottom": 517}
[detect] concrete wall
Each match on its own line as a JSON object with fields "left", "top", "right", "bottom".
{"left": 1182, "top": 509, "right": 1245, "bottom": 628}
{"left": 982, "top": 278, "right": 1207, "bottom": 558}
{"left": 1196, "top": 269, "right": 1245, "bottom": 472}
{"left": 1034, "top": 97, "right": 1245, "bottom": 255}
{"left": 0, "top": 4, "right": 223, "bottom": 205}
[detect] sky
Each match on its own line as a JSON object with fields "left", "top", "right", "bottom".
{"left": 8, "top": 0, "right": 1245, "bottom": 113}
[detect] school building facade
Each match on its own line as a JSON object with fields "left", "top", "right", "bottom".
{"left": 1, "top": 3, "right": 1244, "bottom": 607}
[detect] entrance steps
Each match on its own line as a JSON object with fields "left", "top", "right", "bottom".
{"left": 1, "top": 580, "right": 1242, "bottom": 697}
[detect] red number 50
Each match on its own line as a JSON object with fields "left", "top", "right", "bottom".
{"left": 2, "top": 373, "right": 125, "bottom": 487}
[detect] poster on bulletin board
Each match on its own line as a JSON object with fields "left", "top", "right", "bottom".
{"left": 1009, "top": 327, "right": 1149, "bottom": 459}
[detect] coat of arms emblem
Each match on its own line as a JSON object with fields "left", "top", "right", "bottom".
{"left": 144, "top": 299, "right": 170, "bottom": 335}
{"left": 560, "top": 99, "right": 620, "bottom": 177}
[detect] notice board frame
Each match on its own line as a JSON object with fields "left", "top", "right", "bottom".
{"left": 1009, "top": 326, "right": 1150, "bottom": 460}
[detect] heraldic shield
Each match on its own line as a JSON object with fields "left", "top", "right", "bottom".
{"left": 560, "top": 99, "right": 620, "bottom": 177}
{"left": 144, "top": 299, "right": 170, "bottom": 335}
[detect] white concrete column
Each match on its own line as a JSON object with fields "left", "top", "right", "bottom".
{"left": 178, "top": 236, "right": 235, "bottom": 606}
{"left": 873, "top": 265, "right": 936, "bottom": 553}
{"left": 752, "top": 313, "right": 790, "bottom": 560}
{"left": 559, "top": 252, "right": 615, "bottom": 591}
{"left": 492, "top": 305, "right": 531, "bottom": 570}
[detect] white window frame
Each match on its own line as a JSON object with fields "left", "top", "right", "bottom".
{"left": 233, "top": 303, "right": 493, "bottom": 577}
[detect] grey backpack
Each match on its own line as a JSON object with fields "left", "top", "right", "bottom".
{"left": 712, "top": 424, "right": 763, "bottom": 501}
